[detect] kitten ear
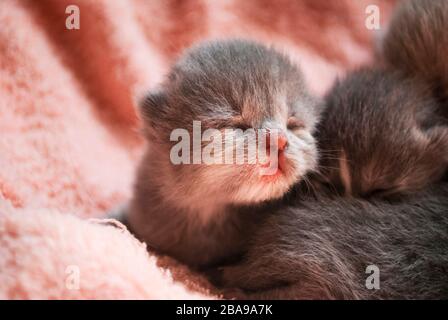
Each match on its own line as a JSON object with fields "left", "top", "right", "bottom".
{"left": 138, "top": 90, "right": 168, "bottom": 125}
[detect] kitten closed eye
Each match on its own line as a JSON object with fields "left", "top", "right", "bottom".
{"left": 287, "top": 116, "right": 305, "bottom": 133}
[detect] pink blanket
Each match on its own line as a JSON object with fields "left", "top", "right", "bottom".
{"left": 0, "top": 0, "right": 395, "bottom": 299}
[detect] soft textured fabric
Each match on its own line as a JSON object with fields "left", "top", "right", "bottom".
{"left": 0, "top": 0, "right": 395, "bottom": 299}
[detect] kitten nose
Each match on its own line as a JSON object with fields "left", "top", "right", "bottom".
{"left": 277, "top": 134, "right": 288, "bottom": 151}
{"left": 266, "top": 130, "right": 288, "bottom": 152}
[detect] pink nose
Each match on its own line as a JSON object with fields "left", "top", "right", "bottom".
{"left": 266, "top": 131, "right": 288, "bottom": 152}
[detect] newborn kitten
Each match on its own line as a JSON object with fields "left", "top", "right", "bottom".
{"left": 219, "top": 183, "right": 448, "bottom": 299}
{"left": 312, "top": 67, "right": 448, "bottom": 198}
{"left": 382, "top": 0, "right": 448, "bottom": 119}
{"left": 125, "top": 39, "right": 321, "bottom": 268}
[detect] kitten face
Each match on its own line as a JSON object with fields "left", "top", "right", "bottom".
{"left": 315, "top": 68, "right": 448, "bottom": 198}
{"left": 140, "top": 40, "right": 320, "bottom": 205}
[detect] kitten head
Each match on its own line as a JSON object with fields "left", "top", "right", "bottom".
{"left": 139, "top": 39, "right": 320, "bottom": 206}
{"left": 315, "top": 68, "right": 448, "bottom": 198}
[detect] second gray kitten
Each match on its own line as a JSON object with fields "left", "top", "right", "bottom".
{"left": 311, "top": 0, "right": 448, "bottom": 199}
{"left": 313, "top": 67, "right": 448, "bottom": 198}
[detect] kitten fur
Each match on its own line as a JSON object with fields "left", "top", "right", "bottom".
{"left": 125, "top": 39, "right": 321, "bottom": 268}
{"left": 313, "top": 67, "right": 448, "bottom": 198}
{"left": 382, "top": 0, "right": 448, "bottom": 119}
{"left": 219, "top": 183, "right": 448, "bottom": 299}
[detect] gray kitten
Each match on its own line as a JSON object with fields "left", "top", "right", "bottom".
{"left": 124, "top": 39, "right": 321, "bottom": 268}
{"left": 313, "top": 67, "right": 448, "bottom": 198}
{"left": 382, "top": 0, "right": 448, "bottom": 120}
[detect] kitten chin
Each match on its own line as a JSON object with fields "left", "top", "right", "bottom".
{"left": 123, "top": 39, "right": 321, "bottom": 267}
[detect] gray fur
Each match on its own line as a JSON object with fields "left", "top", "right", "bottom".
{"left": 383, "top": 0, "right": 448, "bottom": 118}
{"left": 219, "top": 183, "right": 448, "bottom": 299}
